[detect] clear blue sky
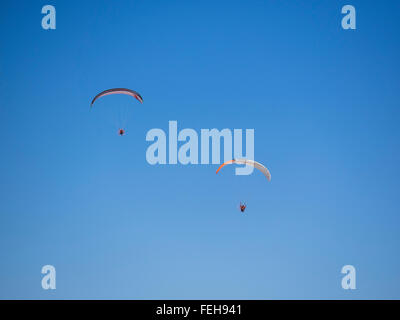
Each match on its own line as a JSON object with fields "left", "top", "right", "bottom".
{"left": 1, "top": 0, "right": 399, "bottom": 299}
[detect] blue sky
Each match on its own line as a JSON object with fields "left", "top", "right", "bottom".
{"left": 0, "top": 0, "right": 399, "bottom": 299}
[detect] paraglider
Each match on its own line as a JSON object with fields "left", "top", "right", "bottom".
{"left": 90, "top": 88, "right": 143, "bottom": 135}
{"left": 216, "top": 158, "right": 271, "bottom": 181}
{"left": 216, "top": 159, "right": 271, "bottom": 213}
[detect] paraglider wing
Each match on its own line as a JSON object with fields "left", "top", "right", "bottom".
{"left": 90, "top": 88, "right": 143, "bottom": 106}
{"left": 216, "top": 159, "right": 271, "bottom": 181}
